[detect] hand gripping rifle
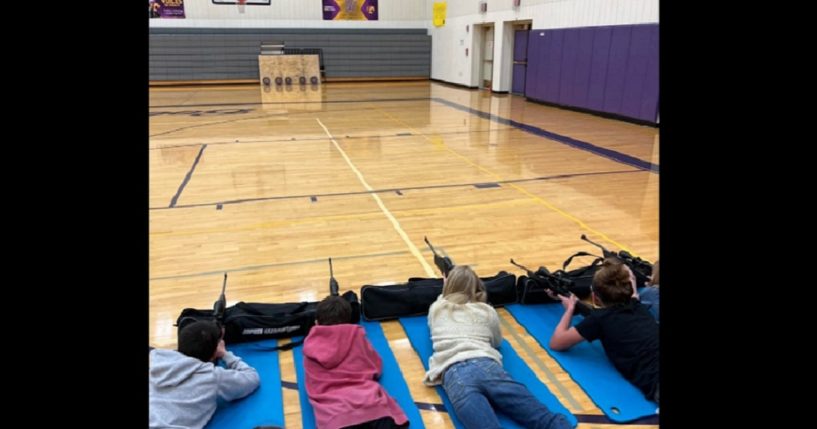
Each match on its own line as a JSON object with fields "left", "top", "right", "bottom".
{"left": 424, "top": 236, "right": 455, "bottom": 277}
{"left": 510, "top": 259, "right": 572, "bottom": 297}
{"left": 510, "top": 259, "right": 591, "bottom": 316}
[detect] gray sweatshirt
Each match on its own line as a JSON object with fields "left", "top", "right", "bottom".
{"left": 149, "top": 349, "right": 260, "bottom": 429}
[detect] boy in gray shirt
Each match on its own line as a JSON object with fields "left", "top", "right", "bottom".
{"left": 149, "top": 321, "right": 260, "bottom": 429}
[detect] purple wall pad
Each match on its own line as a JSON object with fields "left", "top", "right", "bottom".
{"left": 640, "top": 25, "right": 659, "bottom": 122}
{"left": 543, "top": 30, "right": 563, "bottom": 102}
{"left": 559, "top": 29, "right": 580, "bottom": 106}
{"left": 620, "top": 25, "right": 652, "bottom": 120}
{"left": 572, "top": 28, "right": 596, "bottom": 110}
{"left": 602, "top": 25, "right": 632, "bottom": 115}
{"left": 587, "top": 26, "right": 612, "bottom": 111}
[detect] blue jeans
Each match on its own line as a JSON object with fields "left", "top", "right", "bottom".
{"left": 442, "top": 358, "right": 571, "bottom": 429}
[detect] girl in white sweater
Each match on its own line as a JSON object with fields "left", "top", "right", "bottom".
{"left": 423, "top": 265, "right": 571, "bottom": 429}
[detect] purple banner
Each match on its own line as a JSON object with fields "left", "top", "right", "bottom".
{"left": 322, "top": 0, "right": 378, "bottom": 20}
{"left": 149, "top": 0, "right": 186, "bottom": 19}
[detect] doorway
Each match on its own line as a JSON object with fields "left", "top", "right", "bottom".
{"left": 471, "top": 24, "right": 494, "bottom": 89}
{"left": 506, "top": 21, "right": 531, "bottom": 95}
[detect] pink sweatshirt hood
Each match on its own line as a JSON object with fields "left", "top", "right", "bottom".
{"left": 302, "top": 324, "right": 409, "bottom": 429}
{"left": 303, "top": 324, "right": 361, "bottom": 368}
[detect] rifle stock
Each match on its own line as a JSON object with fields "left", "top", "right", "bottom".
{"left": 510, "top": 259, "right": 572, "bottom": 297}
{"left": 510, "top": 259, "right": 592, "bottom": 316}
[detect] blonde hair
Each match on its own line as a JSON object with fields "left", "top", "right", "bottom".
{"left": 442, "top": 265, "right": 487, "bottom": 304}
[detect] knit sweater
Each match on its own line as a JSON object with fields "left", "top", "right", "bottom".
{"left": 423, "top": 295, "right": 503, "bottom": 386}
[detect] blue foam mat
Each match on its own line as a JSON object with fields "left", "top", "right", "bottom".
{"left": 505, "top": 303, "right": 657, "bottom": 423}
{"left": 292, "top": 321, "right": 425, "bottom": 429}
{"left": 399, "top": 315, "right": 577, "bottom": 429}
{"left": 205, "top": 339, "right": 284, "bottom": 429}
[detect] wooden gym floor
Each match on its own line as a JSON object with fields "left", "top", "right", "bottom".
{"left": 149, "top": 81, "right": 659, "bottom": 429}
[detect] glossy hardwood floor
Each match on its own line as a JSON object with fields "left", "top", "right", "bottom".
{"left": 150, "top": 81, "right": 659, "bottom": 429}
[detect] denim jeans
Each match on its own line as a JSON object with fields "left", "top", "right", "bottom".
{"left": 442, "top": 357, "right": 571, "bottom": 429}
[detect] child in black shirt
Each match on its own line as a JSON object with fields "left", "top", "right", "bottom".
{"left": 548, "top": 258, "right": 659, "bottom": 403}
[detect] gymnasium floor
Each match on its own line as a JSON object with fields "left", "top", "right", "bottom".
{"left": 149, "top": 80, "right": 659, "bottom": 429}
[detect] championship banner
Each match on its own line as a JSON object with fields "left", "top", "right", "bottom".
{"left": 433, "top": 2, "right": 446, "bottom": 27}
{"left": 322, "top": 0, "right": 378, "bottom": 21}
{"left": 149, "top": 0, "right": 186, "bottom": 19}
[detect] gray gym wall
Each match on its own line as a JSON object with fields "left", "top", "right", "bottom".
{"left": 149, "top": 28, "right": 431, "bottom": 81}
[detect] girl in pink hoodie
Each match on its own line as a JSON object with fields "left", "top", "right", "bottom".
{"left": 303, "top": 296, "right": 409, "bottom": 429}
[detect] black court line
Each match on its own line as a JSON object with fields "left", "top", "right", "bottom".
{"left": 150, "top": 104, "right": 381, "bottom": 138}
{"left": 151, "top": 135, "right": 333, "bottom": 149}
{"left": 152, "top": 94, "right": 657, "bottom": 175}
{"left": 151, "top": 104, "right": 414, "bottom": 127}
{"left": 149, "top": 249, "right": 411, "bottom": 281}
{"left": 151, "top": 169, "right": 639, "bottom": 211}
{"left": 149, "top": 108, "right": 253, "bottom": 117}
{"left": 575, "top": 413, "right": 659, "bottom": 425}
{"left": 149, "top": 128, "right": 515, "bottom": 151}
{"left": 151, "top": 105, "right": 377, "bottom": 139}
{"left": 431, "top": 97, "right": 659, "bottom": 174}
{"left": 414, "top": 402, "right": 447, "bottom": 412}
{"left": 150, "top": 104, "right": 395, "bottom": 123}
{"left": 150, "top": 113, "right": 265, "bottom": 138}
{"left": 474, "top": 182, "right": 501, "bottom": 189}
{"left": 150, "top": 103, "right": 441, "bottom": 139}
{"left": 281, "top": 381, "right": 298, "bottom": 390}
{"left": 169, "top": 144, "right": 207, "bottom": 208}
{"left": 149, "top": 97, "right": 433, "bottom": 109}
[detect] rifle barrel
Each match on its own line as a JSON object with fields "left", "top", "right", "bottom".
{"left": 424, "top": 236, "right": 438, "bottom": 255}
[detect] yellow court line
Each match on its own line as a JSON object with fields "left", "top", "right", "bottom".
{"left": 375, "top": 107, "right": 635, "bottom": 254}
{"left": 497, "top": 310, "right": 584, "bottom": 411}
{"left": 316, "top": 118, "right": 437, "bottom": 278}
